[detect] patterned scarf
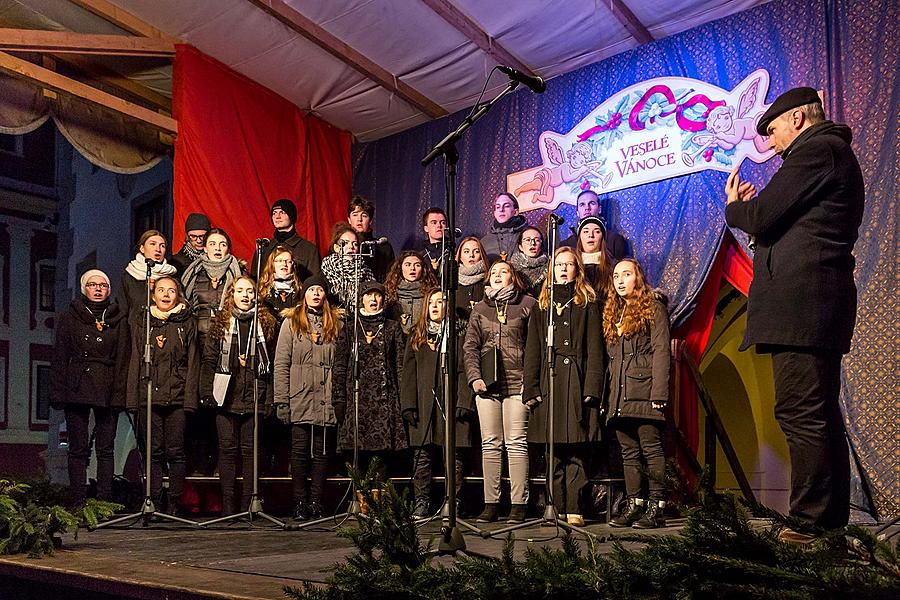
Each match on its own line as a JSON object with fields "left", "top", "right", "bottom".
{"left": 219, "top": 308, "right": 270, "bottom": 375}
{"left": 321, "top": 253, "right": 375, "bottom": 308}
{"left": 509, "top": 251, "right": 548, "bottom": 291}
{"left": 181, "top": 254, "right": 243, "bottom": 306}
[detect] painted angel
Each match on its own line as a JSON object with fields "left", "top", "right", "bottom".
{"left": 514, "top": 140, "right": 609, "bottom": 204}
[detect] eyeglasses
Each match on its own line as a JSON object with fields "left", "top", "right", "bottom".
{"left": 85, "top": 282, "right": 110, "bottom": 290}
{"left": 554, "top": 262, "right": 576, "bottom": 269}
{"left": 273, "top": 258, "right": 294, "bottom": 265}
{"left": 187, "top": 233, "right": 206, "bottom": 241}
{"left": 521, "top": 237, "right": 542, "bottom": 245}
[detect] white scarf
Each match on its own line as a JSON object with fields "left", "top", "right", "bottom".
{"left": 126, "top": 253, "right": 177, "bottom": 281}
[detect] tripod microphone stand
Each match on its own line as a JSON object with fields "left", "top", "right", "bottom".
{"left": 483, "top": 215, "right": 597, "bottom": 541}
{"left": 97, "top": 259, "right": 198, "bottom": 529}
{"left": 293, "top": 244, "right": 374, "bottom": 529}
{"left": 201, "top": 241, "right": 284, "bottom": 528}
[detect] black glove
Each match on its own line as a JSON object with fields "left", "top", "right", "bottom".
{"left": 524, "top": 396, "right": 542, "bottom": 411}
{"left": 455, "top": 406, "right": 475, "bottom": 421}
{"left": 275, "top": 403, "right": 291, "bottom": 425}
{"left": 199, "top": 396, "right": 218, "bottom": 409}
{"left": 333, "top": 403, "right": 346, "bottom": 425}
{"left": 402, "top": 410, "right": 419, "bottom": 427}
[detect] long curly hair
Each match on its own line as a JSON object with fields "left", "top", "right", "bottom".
{"left": 408, "top": 287, "right": 443, "bottom": 352}
{"left": 285, "top": 288, "right": 342, "bottom": 344}
{"left": 257, "top": 244, "right": 302, "bottom": 300}
{"left": 208, "top": 276, "right": 277, "bottom": 341}
{"left": 384, "top": 250, "right": 438, "bottom": 304}
{"left": 537, "top": 248, "right": 596, "bottom": 310}
{"left": 603, "top": 259, "right": 655, "bottom": 342}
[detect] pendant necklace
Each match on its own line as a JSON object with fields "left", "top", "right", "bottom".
{"left": 496, "top": 300, "right": 509, "bottom": 325}
{"left": 364, "top": 323, "right": 384, "bottom": 344}
{"left": 554, "top": 297, "right": 574, "bottom": 316}
{"left": 87, "top": 306, "right": 108, "bottom": 331}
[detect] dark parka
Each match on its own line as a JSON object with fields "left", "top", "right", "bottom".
{"left": 253, "top": 232, "right": 321, "bottom": 282}
{"left": 480, "top": 215, "right": 529, "bottom": 262}
{"left": 50, "top": 298, "right": 129, "bottom": 410}
{"left": 115, "top": 272, "right": 149, "bottom": 324}
{"left": 606, "top": 299, "right": 670, "bottom": 423}
{"left": 724, "top": 121, "right": 864, "bottom": 354}
{"left": 332, "top": 312, "right": 407, "bottom": 451}
{"left": 455, "top": 281, "right": 485, "bottom": 324}
{"left": 273, "top": 314, "right": 338, "bottom": 426}
{"left": 125, "top": 306, "right": 200, "bottom": 411}
{"left": 523, "top": 285, "right": 605, "bottom": 443}
{"left": 199, "top": 318, "right": 270, "bottom": 414}
{"left": 400, "top": 332, "right": 475, "bottom": 448}
{"left": 183, "top": 268, "right": 233, "bottom": 337}
{"left": 463, "top": 291, "right": 536, "bottom": 397}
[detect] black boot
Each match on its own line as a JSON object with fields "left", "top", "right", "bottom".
{"left": 633, "top": 500, "right": 666, "bottom": 529}
{"left": 413, "top": 496, "right": 431, "bottom": 518}
{"left": 307, "top": 500, "right": 323, "bottom": 520}
{"left": 609, "top": 497, "right": 645, "bottom": 528}
{"left": 293, "top": 500, "right": 309, "bottom": 521}
{"left": 475, "top": 502, "right": 499, "bottom": 523}
{"left": 507, "top": 504, "right": 527, "bottom": 523}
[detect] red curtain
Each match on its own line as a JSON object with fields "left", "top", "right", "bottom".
{"left": 172, "top": 45, "right": 351, "bottom": 262}
{"left": 672, "top": 230, "right": 753, "bottom": 464}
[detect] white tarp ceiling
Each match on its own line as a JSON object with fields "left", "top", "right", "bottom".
{"left": 13, "top": 1, "right": 770, "bottom": 141}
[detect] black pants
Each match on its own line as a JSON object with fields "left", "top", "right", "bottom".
{"left": 185, "top": 407, "right": 218, "bottom": 475}
{"left": 136, "top": 406, "right": 186, "bottom": 507}
{"left": 216, "top": 412, "right": 256, "bottom": 514}
{"left": 547, "top": 442, "right": 589, "bottom": 514}
{"left": 771, "top": 348, "right": 849, "bottom": 529}
{"left": 411, "top": 444, "right": 463, "bottom": 501}
{"left": 65, "top": 405, "right": 117, "bottom": 504}
{"left": 614, "top": 419, "right": 665, "bottom": 501}
{"left": 290, "top": 424, "right": 335, "bottom": 504}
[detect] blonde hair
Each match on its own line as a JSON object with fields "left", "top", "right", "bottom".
{"left": 537, "top": 248, "right": 596, "bottom": 310}
{"left": 258, "top": 245, "right": 302, "bottom": 300}
{"left": 286, "top": 288, "right": 341, "bottom": 344}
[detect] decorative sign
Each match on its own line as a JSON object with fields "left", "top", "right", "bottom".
{"left": 507, "top": 69, "right": 775, "bottom": 211}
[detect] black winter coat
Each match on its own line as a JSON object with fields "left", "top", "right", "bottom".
{"left": 253, "top": 231, "right": 321, "bottom": 282}
{"left": 480, "top": 215, "right": 528, "bottom": 262}
{"left": 400, "top": 333, "right": 475, "bottom": 448}
{"left": 725, "top": 121, "right": 864, "bottom": 353}
{"left": 200, "top": 318, "right": 270, "bottom": 415}
{"left": 126, "top": 306, "right": 200, "bottom": 411}
{"left": 523, "top": 285, "right": 605, "bottom": 443}
{"left": 606, "top": 299, "right": 670, "bottom": 423}
{"left": 332, "top": 312, "right": 407, "bottom": 451}
{"left": 455, "top": 281, "right": 485, "bottom": 324}
{"left": 463, "top": 291, "right": 536, "bottom": 397}
{"left": 51, "top": 298, "right": 129, "bottom": 410}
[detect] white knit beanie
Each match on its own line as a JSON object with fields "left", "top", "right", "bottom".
{"left": 80, "top": 269, "right": 110, "bottom": 295}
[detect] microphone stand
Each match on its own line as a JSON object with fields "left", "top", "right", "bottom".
{"left": 484, "top": 217, "right": 597, "bottom": 540}
{"left": 96, "top": 259, "right": 198, "bottom": 529}
{"left": 201, "top": 240, "right": 285, "bottom": 528}
{"left": 420, "top": 78, "right": 521, "bottom": 553}
{"left": 292, "top": 243, "right": 372, "bottom": 529}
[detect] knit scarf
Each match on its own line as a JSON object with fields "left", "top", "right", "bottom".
{"left": 219, "top": 307, "right": 270, "bottom": 375}
{"left": 150, "top": 302, "right": 186, "bottom": 321}
{"left": 179, "top": 242, "right": 204, "bottom": 264}
{"left": 272, "top": 276, "right": 295, "bottom": 293}
{"left": 484, "top": 284, "right": 516, "bottom": 304}
{"left": 125, "top": 253, "right": 177, "bottom": 281}
{"left": 321, "top": 253, "right": 375, "bottom": 308}
{"left": 182, "top": 255, "right": 243, "bottom": 305}
{"left": 458, "top": 261, "right": 487, "bottom": 286}
{"left": 509, "top": 251, "right": 548, "bottom": 291}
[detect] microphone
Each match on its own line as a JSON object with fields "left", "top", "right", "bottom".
{"left": 255, "top": 237, "right": 271, "bottom": 245}
{"left": 497, "top": 65, "right": 546, "bottom": 94}
{"left": 548, "top": 213, "right": 565, "bottom": 226}
{"left": 361, "top": 237, "right": 389, "bottom": 246}
{"left": 144, "top": 257, "right": 157, "bottom": 267}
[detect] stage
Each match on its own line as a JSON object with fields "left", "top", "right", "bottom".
{"left": 0, "top": 514, "right": 689, "bottom": 600}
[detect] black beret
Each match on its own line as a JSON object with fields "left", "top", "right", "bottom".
{"left": 756, "top": 87, "right": 821, "bottom": 136}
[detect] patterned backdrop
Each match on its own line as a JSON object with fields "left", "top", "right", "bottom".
{"left": 352, "top": 0, "right": 898, "bottom": 516}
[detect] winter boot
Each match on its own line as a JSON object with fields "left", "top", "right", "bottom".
{"left": 293, "top": 500, "right": 309, "bottom": 521}
{"left": 609, "top": 497, "right": 645, "bottom": 528}
{"left": 506, "top": 504, "right": 527, "bottom": 523}
{"left": 475, "top": 502, "right": 499, "bottom": 523}
{"left": 633, "top": 500, "right": 666, "bottom": 529}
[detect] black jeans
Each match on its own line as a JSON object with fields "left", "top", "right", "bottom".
{"left": 65, "top": 405, "right": 117, "bottom": 504}
{"left": 771, "top": 348, "right": 849, "bottom": 529}
{"left": 411, "top": 444, "right": 463, "bottom": 502}
{"left": 290, "top": 424, "right": 335, "bottom": 504}
{"left": 136, "top": 406, "right": 186, "bottom": 506}
{"left": 216, "top": 412, "right": 256, "bottom": 514}
{"left": 547, "top": 442, "right": 589, "bottom": 514}
{"left": 614, "top": 419, "right": 665, "bottom": 501}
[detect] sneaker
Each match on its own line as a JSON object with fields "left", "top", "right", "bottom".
{"left": 507, "top": 504, "right": 527, "bottom": 523}
{"left": 566, "top": 514, "right": 585, "bottom": 526}
{"left": 413, "top": 497, "right": 431, "bottom": 518}
{"left": 610, "top": 498, "right": 645, "bottom": 528}
{"left": 292, "top": 501, "right": 309, "bottom": 521}
{"left": 633, "top": 500, "right": 666, "bottom": 529}
{"left": 475, "top": 503, "right": 499, "bottom": 523}
{"left": 307, "top": 501, "right": 323, "bottom": 520}
{"left": 777, "top": 527, "right": 818, "bottom": 546}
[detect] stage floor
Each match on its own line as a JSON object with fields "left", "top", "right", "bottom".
{"left": 0, "top": 513, "right": 687, "bottom": 600}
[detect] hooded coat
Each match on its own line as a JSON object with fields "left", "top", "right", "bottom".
{"left": 724, "top": 121, "right": 864, "bottom": 354}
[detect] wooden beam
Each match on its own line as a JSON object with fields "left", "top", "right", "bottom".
{"left": 52, "top": 54, "right": 172, "bottom": 113}
{"left": 245, "top": 0, "right": 447, "bottom": 119}
{"left": 0, "top": 28, "right": 175, "bottom": 57}
{"left": 419, "top": 0, "right": 535, "bottom": 76}
{"left": 67, "top": 0, "right": 176, "bottom": 41}
{"left": 0, "top": 50, "right": 177, "bottom": 134}
{"left": 607, "top": 0, "right": 653, "bottom": 45}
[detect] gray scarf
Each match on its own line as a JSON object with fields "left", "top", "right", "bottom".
{"left": 509, "top": 251, "right": 548, "bottom": 291}
{"left": 458, "top": 261, "right": 487, "bottom": 286}
{"left": 219, "top": 308, "right": 270, "bottom": 375}
{"left": 181, "top": 255, "right": 243, "bottom": 306}
{"left": 484, "top": 284, "right": 516, "bottom": 303}
{"left": 396, "top": 280, "right": 425, "bottom": 333}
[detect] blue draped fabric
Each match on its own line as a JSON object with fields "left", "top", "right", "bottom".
{"left": 353, "top": 0, "right": 898, "bottom": 517}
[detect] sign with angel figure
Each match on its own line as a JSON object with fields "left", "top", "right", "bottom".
{"left": 508, "top": 69, "right": 776, "bottom": 212}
